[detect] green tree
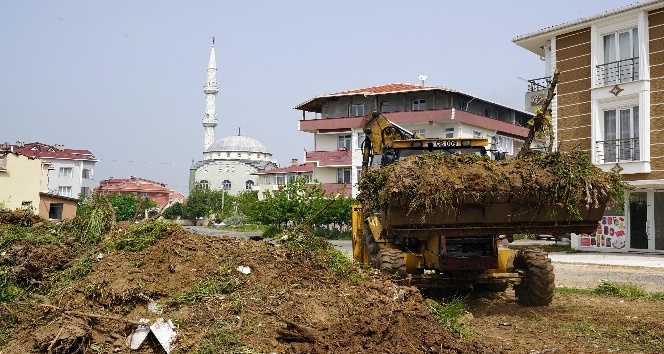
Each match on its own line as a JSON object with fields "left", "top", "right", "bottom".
{"left": 107, "top": 194, "right": 157, "bottom": 221}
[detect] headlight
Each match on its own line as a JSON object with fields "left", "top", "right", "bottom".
{"left": 461, "top": 140, "right": 471, "bottom": 147}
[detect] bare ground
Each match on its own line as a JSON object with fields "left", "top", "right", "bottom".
{"left": 2, "top": 227, "right": 663, "bottom": 353}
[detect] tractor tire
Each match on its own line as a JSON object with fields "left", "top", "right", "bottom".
{"left": 378, "top": 248, "right": 406, "bottom": 275}
{"left": 363, "top": 223, "right": 380, "bottom": 268}
{"left": 513, "top": 248, "right": 555, "bottom": 306}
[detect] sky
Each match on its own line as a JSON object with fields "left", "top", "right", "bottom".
{"left": 0, "top": 0, "right": 643, "bottom": 195}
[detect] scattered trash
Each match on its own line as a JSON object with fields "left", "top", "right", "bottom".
{"left": 236, "top": 265, "right": 251, "bottom": 275}
{"left": 125, "top": 318, "right": 150, "bottom": 350}
{"left": 125, "top": 318, "right": 177, "bottom": 353}
{"left": 150, "top": 318, "right": 177, "bottom": 353}
{"left": 498, "top": 322, "right": 512, "bottom": 326}
{"left": 148, "top": 300, "right": 163, "bottom": 314}
{"left": 96, "top": 252, "right": 104, "bottom": 261}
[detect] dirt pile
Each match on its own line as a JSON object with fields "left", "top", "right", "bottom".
{"left": 0, "top": 223, "right": 497, "bottom": 353}
{"left": 358, "top": 151, "right": 625, "bottom": 228}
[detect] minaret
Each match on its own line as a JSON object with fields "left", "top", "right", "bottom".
{"left": 203, "top": 37, "right": 219, "bottom": 151}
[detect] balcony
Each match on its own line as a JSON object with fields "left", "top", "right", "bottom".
{"left": 305, "top": 149, "right": 352, "bottom": 167}
{"left": 595, "top": 138, "right": 640, "bottom": 164}
{"left": 596, "top": 57, "right": 639, "bottom": 87}
{"left": 527, "top": 76, "right": 552, "bottom": 92}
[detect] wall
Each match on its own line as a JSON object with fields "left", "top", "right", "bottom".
{"left": 38, "top": 194, "right": 77, "bottom": 220}
{"left": 648, "top": 8, "right": 664, "bottom": 179}
{"left": 555, "top": 27, "right": 592, "bottom": 151}
{"left": 195, "top": 160, "right": 262, "bottom": 195}
{"left": 0, "top": 153, "right": 45, "bottom": 212}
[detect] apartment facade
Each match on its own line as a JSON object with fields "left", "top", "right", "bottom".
{"left": 295, "top": 83, "right": 534, "bottom": 197}
{"left": 254, "top": 160, "right": 318, "bottom": 200}
{"left": 9, "top": 142, "right": 97, "bottom": 199}
{"left": 514, "top": 0, "right": 664, "bottom": 252}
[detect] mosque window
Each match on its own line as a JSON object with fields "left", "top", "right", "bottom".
{"left": 222, "top": 180, "right": 231, "bottom": 190}
{"left": 199, "top": 180, "right": 209, "bottom": 189}
{"left": 227, "top": 153, "right": 231, "bottom": 157}
{"left": 245, "top": 180, "right": 255, "bottom": 189}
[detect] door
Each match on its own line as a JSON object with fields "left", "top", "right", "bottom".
{"left": 629, "top": 192, "right": 648, "bottom": 249}
{"left": 655, "top": 192, "right": 664, "bottom": 251}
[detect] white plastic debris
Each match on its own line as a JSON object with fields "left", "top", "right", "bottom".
{"left": 125, "top": 318, "right": 150, "bottom": 350}
{"left": 96, "top": 252, "right": 105, "bottom": 261}
{"left": 148, "top": 300, "right": 163, "bottom": 314}
{"left": 236, "top": 265, "right": 252, "bottom": 275}
{"left": 150, "top": 318, "right": 177, "bottom": 353}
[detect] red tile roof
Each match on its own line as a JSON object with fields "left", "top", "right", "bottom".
{"left": 96, "top": 176, "right": 185, "bottom": 207}
{"left": 300, "top": 109, "right": 529, "bottom": 138}
{"left": 327, "top": 83, "right": 436, "bottom": 96}
{"left": 5, "top": 142, "right": 96, "bottom": 161}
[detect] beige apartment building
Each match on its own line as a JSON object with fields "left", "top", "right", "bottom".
{"left": 514, "top": 0, "right": 664, "bottom": 252}
{"left": 0, "top": 150, "right": 50, "bottom": 212}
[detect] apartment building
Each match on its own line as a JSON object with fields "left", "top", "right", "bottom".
{"left": 295, "top": 83, "right": 534, "bottom": 197}
{"left": 9, "top": 142, "right": 97, "bottom": 199}
{"left": 97, "top": 176, "right": 186, "bottom": 208}
{"left": 254, "top": 160, "right": 317, "bottom": 199}
{"left": 514, "top": 0, "right": 664, "bottom": 252}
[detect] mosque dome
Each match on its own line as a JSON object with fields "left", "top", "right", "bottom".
{"left": 206, "top": 135, "right": 269, "bottom": 154}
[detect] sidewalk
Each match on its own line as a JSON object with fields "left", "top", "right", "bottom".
{"left": 548, "top": 251, "right": 664, "bottom": 268}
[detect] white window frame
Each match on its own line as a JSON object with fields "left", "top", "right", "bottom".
{"left": 348, "top": 104, "right": 365, "bottom": 117}
{"left": 444, "top": 127, "right": 455, "bottom": 138}
{"left": 58, "top": 186, "right": 72, "bottom": 197}
{"left": 356, "top": 132, "right": 366, "bottom": 150}
{"left": 222, "top": 180, "right": 232, "bottom": 190}
{"left": 337, "top": 168, "right": 351, "bottom": 184}
{"left": 412, "top": 99, "right": 426, "bottom": 111}
{"left": 82, "top": 168, "right": 92, "bottom": 179}
{"left": 263, "top": 175, "right": 271, "bottom": 185}
{"left": 338, "top": 134, "right": 351, "bottom": 150}
{"left": 275, "top": 175, "right": 285, "bottom": 185}
{"left": 473, "top": 130, "right": 483, "bottom": 138}
{"left": 59, "top": 167, "right": 73, "bottom": 178}
{"left": 592, "top": 13, "right": 643, "bottom": 88}
{"left": 380, "top": 101, "right": 389, "bottom": 113}
{"left": 495, "top": 135, "right": 514, "bottom": 155}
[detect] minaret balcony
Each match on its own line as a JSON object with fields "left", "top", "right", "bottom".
{"left": 204, "top": 88, "right": 219, "bottom": 94}
{"left": 203, "top": 120, "right": 218, "bottom": 127}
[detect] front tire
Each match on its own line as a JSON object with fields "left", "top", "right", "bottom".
{"left": 513, "top": 248, "right": 555, "bottom": 306}
{"left": 378, "top": 248, "right": 406, "bottom": 275}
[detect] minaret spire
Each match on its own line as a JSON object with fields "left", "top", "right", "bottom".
{"left": 202, "top": 37, "right": 219, "bottom": 151}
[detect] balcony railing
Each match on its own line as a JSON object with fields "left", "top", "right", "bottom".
{"left": 596, "top": 57, "right": 639, "bottom": 87}
{"left": 595, "top": 138, "right": 640, "bottom": 164}
{"left": 527, "top": 76, "right": 552, "bottom": 92}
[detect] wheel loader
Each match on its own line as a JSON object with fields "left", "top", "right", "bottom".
{"left": 351, "top": 111, "right": 609, "bottom": 306}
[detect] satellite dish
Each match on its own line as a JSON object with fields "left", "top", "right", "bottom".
{"left": 418, "top": 74, "right": 428, "bottom": 81}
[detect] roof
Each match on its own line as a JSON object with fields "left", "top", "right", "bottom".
{"left": 294, "top": 83, "right": 532, "bottom": 116}
{"left": 206, "top": 135, "right": 270, "bottom": 154}
{"left": 39, "top": 192, "right": 80, "bottom": 203}
{"left": 3, "top": 142, "right": 96, "bottom": 161}
{"left": 258, "top": 163, "right": 313, "bottom": 175}
{"left": 299, "top": 109, "right": 529, "bottom": 139}
{"left": 513, "top": 0, "right": 664, "bottom": 56}
{"left": 96, "top": 176, "right": 185, "bottom": 206}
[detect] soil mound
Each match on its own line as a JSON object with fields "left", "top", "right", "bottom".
{"left": 0, "top": 227, "right": 496, "bottom": 353}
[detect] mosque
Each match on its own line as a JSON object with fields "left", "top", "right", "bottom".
{"left": 189, "top": 39, "right": 277, "bottom": 195}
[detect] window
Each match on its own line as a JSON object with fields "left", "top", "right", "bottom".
{"left": 380, "top": 101, "right": 389, "bottom": 113}
{"left": 483, "top": 108, "right": 491, "bottom": 117}
{"left": 473, "top": 131, "right": 483, "bottom": 138}
{"left": 275, "top": 175, "right": 285, "bottom": 185}
{"left": 356, "top": 167, "right": 362, "bottom": 181}
{"left": 286, "top": 174, "right": 297, "bottom": 183}
{"left": 601, "top": 106, "right": 640, "bottom": 163}
{"left": 141, "top": 193, "right": 149, "bottom": 198}
{"left": 59, "top": 167, "right": 73, "bottom": 178}
{"left": 411, "top": 129, "right": 426, "bottom": 138}
{"left": 222, "top": 180, "right": 231, "bottom": 190}
{"left": 303, "top": 174, "right": 312, "bottom": 183}
{"left": 338, "top": 135, "right": 351, "bottom": 150}
{"left": 412, "top": 99, "right": 426, "bottom": 111}
{"left": 245, "top": 180, "right": 255, "bottom": 189}
{"left": 48, "top": 203, "right": 63, "bottom": 220}
{"left": 82, "top": 169, "right": 92, "bottom": 179}
{"left": 598, "top": 27, "right": 639, "bottom": 86}
{"left": 348, "top": 104, "right": 364, "bottom": 117}
{"left": 80, "top": 187, "right": 90, "bottom": 198}
{"left": 337, "top": 168, "right": 351, "bottom": 184}
{"left": 58, "top": 186, "right": 72, "bottom": 197}
{"left": 263, "top": 175, "right": 271, "bottom": 185}
{"left": 444, "top": 127, "right": 455, "bottom": 138}
{"left": 495, "top": 135, "right": 514, "bottom": 155}
{"left": 199, "top": 180, "right": 209, "bottom": 189}
{"left": 357, "top": 132, "right": 366, "bottom": 149}
{"left": 21, "top": 201, "right": 32, "bottom": 208}
{"left": 227, "top": 153, "right": 231, "bottom": 157}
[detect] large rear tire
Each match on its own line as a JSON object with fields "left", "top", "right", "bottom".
{"left": 378, "top": 248, "right": 406, "bottom": 275}
{"left": 513, "top": 249, "right": 555, "bottom": 306}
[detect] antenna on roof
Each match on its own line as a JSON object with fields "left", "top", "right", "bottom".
{"left": 238, "top": 127, "right": 241, "bottom": 136}
{"left": 419, "top": 74, "right": 428, "bottom": 86}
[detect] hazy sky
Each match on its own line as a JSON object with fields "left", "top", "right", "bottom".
{"left": 0, "top": 0, "right": 640, "bottom": 195}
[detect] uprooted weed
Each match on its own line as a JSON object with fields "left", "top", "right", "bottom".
{"left": 105, "top": 220, "right": 181, "bottom": 252}
{"left": 168, "top": 259, "right": 238, "bottom": 308}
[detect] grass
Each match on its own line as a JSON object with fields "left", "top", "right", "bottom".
{"left": 428, "top": 297, "right": 472, "bottom": 337}
{"left": 556, "top": 281, "right": 664, "bottom": 301}
{"left": 194, "top": 325, "right": 244, "bottom": 354}
{"left": 107, "top": 220, "right": 178, "bottom": 252}
{"left": 47, "top": 258, "right": 94, "bottom": 296}
{"left": 214, "top": 224, "right": 268, "bottom": 233}
{"left": 0, "top": 225, "right": 62, "bottom": 250}
{"left": 312, "top": 228, "right": 351, "bottom": 240}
